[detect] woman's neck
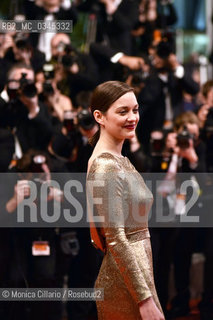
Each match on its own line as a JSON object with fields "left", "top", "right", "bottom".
{"left": 95, "top": 132, "right": 123, "bottom": 156}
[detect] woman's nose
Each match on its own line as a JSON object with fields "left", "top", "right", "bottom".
{"left": 127, "top": 112, "right": 137, "bottom": 121}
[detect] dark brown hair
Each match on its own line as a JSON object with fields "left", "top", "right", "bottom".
{"left": 89, "top": 81, "right": 134, "bottom": 146}
{"left": 174, "top": 111, "right": 200, "bottom": 132}
{"left": 202, "top": 80, "right": 213, "bottom": 98}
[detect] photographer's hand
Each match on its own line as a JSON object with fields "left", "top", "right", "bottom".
{"left": 69, "top": 63, "right": 79, "bottom": 74}
{"left": 20, "top": 95, "right": 40, "bottom": 118}
{"left": 119, "top": 55, "right": 145, "bottom": 70}
{"left": 165, "top": 132, "right": 178, "bottom": 153}
{"left": 167, "top": 53, "right": 180, "bottom": 71}
{"left": 99, "top": 0, "right": 117, "bottom": 15}
{"left": 0, "top": 34, "right": 13, "bottom": 58}
{"left": 178, "top": 139, "right": 198, "bottom": 164}
{"left": 6, "top": 180, "right": 30, "bottom": 213}
{"left": 18, "top": 49, "right": 31, "bottom": 66}
{"left": 47, "top": 187, "right": 63, "bottom": 202}
{"left": 46, "top": 90, "right": 73, "bottom": 122}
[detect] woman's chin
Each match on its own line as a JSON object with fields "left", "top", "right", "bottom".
{"left": 126, "top": 131, "right": 136, "bottom": 139}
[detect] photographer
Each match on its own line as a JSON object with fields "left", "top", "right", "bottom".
{"left": 49, "top": 105, "right": 98, "bottom": 172}
{"left": 198, "top": 80, "right": 213, "bottom": 173}
{"left": 165, "top": 112, "right": 204, "bottom": 172}
{"left": 0, "top": 32, "right": 14, "bottom": 93}
{"left": 0, "top": 63, "right": 53, "bottom": 154}
{"left": 48, "top": 104, "right": 102, "bottom": 320}
{"left": 132, "top": 0, "right": 177, "bottom": 55}
{"left": 4, "top": 33, "right": 46, "bottom": 74}
{"left": 78, "top": 0, "right": 138, "bottom": 55}
{"left": 124, "top": 54, "right": 151, "bottom": 97}
{"left": 50, "top": 33, "right": 99, "bottom": 102}
{"left": 23, "top": 0, "right": 78, "bottom": 61}
{"left": 137, "top": 40, "right": 200, "bottom": 153}
{"left": 163, "top": 111, "right": 206, "bottom": 319}
{"left": 1, "top": 149, "right": 64, "bottom": 320}
{"left": 35, "top": 63, "right": 73, "bottom": 129}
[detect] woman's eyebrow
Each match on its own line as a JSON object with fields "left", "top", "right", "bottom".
{"left": 116, "top": 104, "right": 139, "bottom": 110}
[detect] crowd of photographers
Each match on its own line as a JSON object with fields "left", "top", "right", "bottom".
{"left": 0, "top": 0, "right": 213, "bottom": 319}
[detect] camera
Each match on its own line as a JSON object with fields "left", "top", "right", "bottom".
{"left": 150, "top": 131, "right": 165, "bottom": 156}
{"left": 60, "top": 44, "right": 79, "bottom": 68}
{"left": 77, "top": 109, "right": 95, "bottom": 130}
{"left": 14, "top": 33, "right": 31, "bottom": 51}
{"left": 31, "top": 155, "right": 46, "bottom": 173}
{"left": 63, "top": 109, "right": 95, "bottom": 133}
{"left": 63, "top": 110, "right": 77, "bottom": 134}
{"left": 31, "top": 155, "right": 50, "bottom": 196}
{"left": 42, "top": 64, "right": 55, "bottom": 97}
{"left": 7, "top": 73, "right": 37, "bottom": 101}
{"left": 19, "top": 73, "right": 37, "bottom": 98}
{"left": 156, "top": 41, "right": 173, "bottom": 59}
{"left": 130, "top": 70, "right": 148, "bottom": 86}
{"left": 18, "top": 153, "right": 50, "bottom": 197}
{"left": 60, "top": 231, "right": 80, "bottom": 256}
{"left": 177, "top": 126, "right": 194, "bottom": 149}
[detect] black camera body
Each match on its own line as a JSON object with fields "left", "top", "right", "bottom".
{"left": 42, "top": 82, "right": 54, "bottom": 96}
{"left": 42, "top": 64, "right": 55, "bottom": 97}
{"left": 77, "top": 109, "right": 95, "bottom": 130}
{"left": 177, "top": 126, "right": 194, "bottom": 149}
{"left": 150, "top": 131, "right": 165, "bottom": 156}
{"left": 7, "top": 73, "right": 37, "bottom": 102}
{"left": 58, "top": 43, "right": 80, "bottom": 69}
{"left": 131, "top": 70, "right": 149, "bottom": 86}
{"left": 19, "top": 73, "right": 37, "bottom": 98}
{"left": 63, "top": 109, "right": 95, "bottom": 134}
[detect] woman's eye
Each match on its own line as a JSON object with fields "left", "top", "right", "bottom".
{"left": 133, "top": 109, "right": 139, "bottom": 113}
{"left": 119, "top": 111, "right": 127, "bottom": 115}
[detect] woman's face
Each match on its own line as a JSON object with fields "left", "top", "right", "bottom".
{"left": 100, "top": 91, "right": 139, "bottom": 141}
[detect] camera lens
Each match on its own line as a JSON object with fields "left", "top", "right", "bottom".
{"left": 63, "top": 111, "right": 76, "bottom": 133}
{"left": 21, "top": 82, "right": 37, "bottom": 98}
{"left": 77, "top": 110, "right": 95, "bottom": 130}
{"left": 32, "top": 155, "right": 46, "bottom": 172}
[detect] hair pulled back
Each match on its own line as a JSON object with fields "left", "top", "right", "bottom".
{"left": 89, "top": 81, "right": 133, "bottom": 146}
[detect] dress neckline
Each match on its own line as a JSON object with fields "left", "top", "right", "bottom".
{"left": 87, "top": 152, "right": 127, "bottom": 176}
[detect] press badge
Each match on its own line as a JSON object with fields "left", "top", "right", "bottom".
{"left": 32, "top": 241, "right": 50, "bottom": 256}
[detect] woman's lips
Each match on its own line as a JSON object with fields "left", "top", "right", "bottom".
{"left": 124, "top": 125, "right": 135, "bottom": 130}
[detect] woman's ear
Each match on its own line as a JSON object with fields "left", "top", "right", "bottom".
{"left": 93, "top": 110, "right": 105, "bottom": 126}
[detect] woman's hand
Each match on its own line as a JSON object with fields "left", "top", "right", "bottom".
{"left": 139, "top": 297, "right": 165, "bottom": 320}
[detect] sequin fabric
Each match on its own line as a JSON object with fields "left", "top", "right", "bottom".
{"left": 86, "top": 152, "right": 162, "bottom": 320}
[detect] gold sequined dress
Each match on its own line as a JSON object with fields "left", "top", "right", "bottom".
{"left": 86, "top": 153, "right": 162, "bottom": 320}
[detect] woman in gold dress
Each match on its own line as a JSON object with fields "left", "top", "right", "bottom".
{"left": 86, "top": 81, "right": 164, "bottom": 320}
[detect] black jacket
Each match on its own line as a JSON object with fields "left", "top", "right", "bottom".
{"left": 79, "top": 0, "right": 138, "bottom": 55}
{"left": 0, "top": 100, "right": 53, "bottom": 152}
